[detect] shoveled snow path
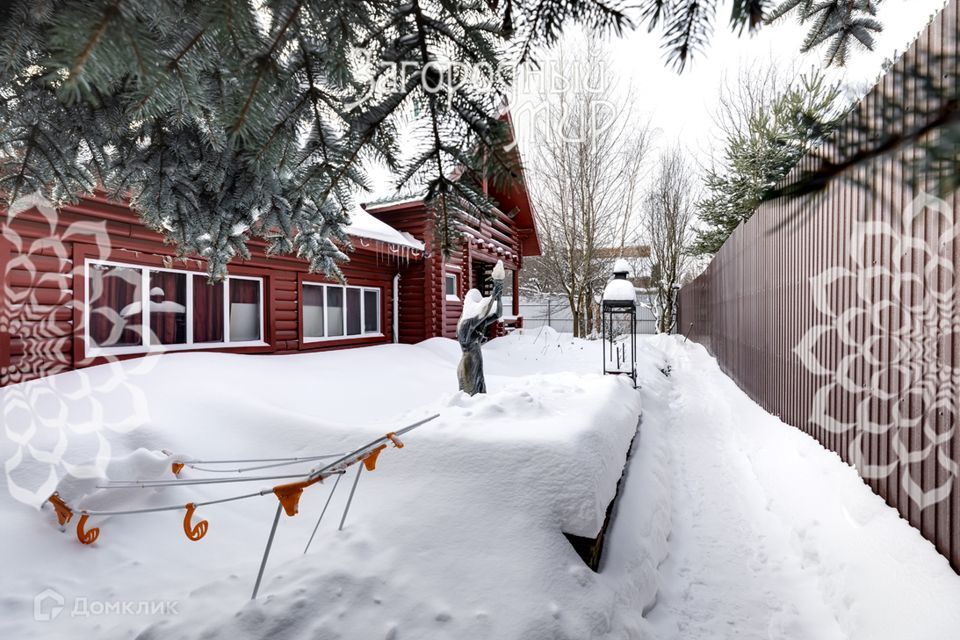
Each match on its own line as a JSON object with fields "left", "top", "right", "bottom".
{"left": 635, "top": 337, "right": 960, "bottom": 640}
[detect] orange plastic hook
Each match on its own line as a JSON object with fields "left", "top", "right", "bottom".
{"left": 183, "top": 503, "right": 208, "bottom": 541}
{"left": 171, "top": 462, "right": 185, "bottom": 476}
{"left": 76, "top": 515, "right": 99, "bottom": 545}
{"left": 48, "top": 493, "right": 74, "bottom": 526}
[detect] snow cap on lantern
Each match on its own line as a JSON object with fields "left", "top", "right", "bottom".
{"left": 603, "top": 260, "right": 636, "bottom": 306}
{"left": 612, "top": 258, "right": 631, "bottom": 278}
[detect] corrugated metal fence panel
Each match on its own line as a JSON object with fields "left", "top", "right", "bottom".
{"left": 678, "top": 0, "right": 960, "bottom": 572}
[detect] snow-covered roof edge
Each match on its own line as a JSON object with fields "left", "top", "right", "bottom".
{"left": 346, "top": 207, "right": 424, "bottom": 252}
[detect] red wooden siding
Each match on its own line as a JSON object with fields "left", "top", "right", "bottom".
{"left": 368, "top": 199, "right": 528, "bottom": 340}
{"left": 3, "top": 169, "right": 540, "bottom": 384}
{"left": 0, "top": 233, "right": 11, "bottom": 368}
{"left": 1, "top": 195, "right": 412, "bottom": 386}
{"left": 367, "top": 203, "right": 434, "bottom": 343}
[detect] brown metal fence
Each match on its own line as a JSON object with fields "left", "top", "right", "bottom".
{"left": 679, "top": 1, "right": 960, "bottom": 571}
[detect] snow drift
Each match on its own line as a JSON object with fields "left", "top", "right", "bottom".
{"left": 0, "top": 331, "right": 645, "bottom": 640}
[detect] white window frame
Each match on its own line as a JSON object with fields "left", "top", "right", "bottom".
{"left": 83, "top": 258, "right": 267, "bottom": 357}
{"left": 444, "top": 273, "right": 459, "bottom": 301}
{"left": 302, "top": 282, "right": 382, "bottom": 343}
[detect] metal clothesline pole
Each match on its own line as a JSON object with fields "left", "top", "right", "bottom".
{"left": 251, "top": 502, "right": 283, "bottom": 600}
{"left": 79, "top": 489, "right": 268, "bottom": 517}
{"left": 101, "top": 472, "right": 310, "bottom": 489}
{"left": 179, "top": 453, "right": 345, "bottom": 465}
{"left": 186, "top": 453, "right": 347, "bottom": 474}
{"left": 303, "top": 472, "right": 343, "bottom": 554}
{"left": 338, "top": 464, "right": 364, "bottom": 531}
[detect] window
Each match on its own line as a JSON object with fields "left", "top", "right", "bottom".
{"left": 229, "top": 278, "right": 262, "bottom": 342}
{"left": 302, "top": 285, "right": 325, "bottom": 339}
{"left": 302, "top": 283, "right": 381, "bottom": 342}
{"left": 363, "top": 290, "right": 379, "bottom": 333}
{"left": 88, "top": 263, "right": 144, "bottom": 348}
{"left": 85, "top": 259, "right": 264, "bottom": 356}
{"left": 193, "top": 275, "right": 224, "bottom": 344}
{"left": 326, "top": 286, "right": 344, "bottom": 337}
{"left": 150, "top": 271, "right": 187, "bottom": 345}
{"left": 346, "top": 288, "right": 362, "bottom": 336}
{"left": 445, "top": 273, "right": 458, "bottom": 300}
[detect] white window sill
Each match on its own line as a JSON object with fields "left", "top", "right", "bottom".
{"left": 445, "top": 295, "right": 461, "bottom": 302}
{"left": 302, "top": 332, "right": 384, "bottom": 344}
{"left": 86, "top": 340, "right": 270, "bottom": 358}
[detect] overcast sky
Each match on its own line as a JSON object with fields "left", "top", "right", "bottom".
{"left": 513, "top": 0, "right": 949, "bottom": 168}
{"left": 366, "top": 0, "right": 949, "bottom": 203}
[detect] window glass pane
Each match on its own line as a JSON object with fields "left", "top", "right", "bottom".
{"left": 346, "top": 287, "right": 361, "bottom": 336}
{"left": 88, "top": 264, "right": 143, "bottom": 348}
{"left": 193, "top": 275, "right": 224, "bottom": 343}
{"left": 364, "top": 290, "right": 379, "bottom": 333}
{"left": 149, "top": 271, "right": 187, "bottom": 345}
{"left": 445, "top": 274, "right": 456, "bottom": 296}
{"left": 229, "top": 278, "right": 261, "bottom": 342}
{"left": 326, "top": 287, "right": 344, "bottom": 337}
{"left": 303, "top": 285, "right": 325, "bottom": 339}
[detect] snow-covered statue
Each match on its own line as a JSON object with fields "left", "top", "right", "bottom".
{"left": 456, "top": 260, "right": 505, "bottom": 395}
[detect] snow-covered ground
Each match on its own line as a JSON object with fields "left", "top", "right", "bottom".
{"left": 3, "top": 330, "right": 960, "bottom": 639}
{"left": 636, "top": 337, "right": 960, "bottom": 640}
{"left": 1, "top": 330, "right": 645, "bottom": 640}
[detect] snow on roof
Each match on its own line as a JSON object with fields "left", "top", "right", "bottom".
{"left": 346, "top": 207, "right": 424, "bottom": 252}
{"left": 362, "top": 192, "right": 425, "bottom": 210}
{"left": 603, "top": 278, "right": 637, "bottom": 305}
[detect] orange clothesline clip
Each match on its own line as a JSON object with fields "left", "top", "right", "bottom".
{"left": 362, "top": 444, "right": 387, "bottom": 471}
{"left": 47, "top": 493, "right": 73, "bottom": 527}
{"left": 161, "top": 449, "right": 185, "bottom": 476}
{"left": 385, "top": 432, "right": 404, "bottom": 449}
{"left": 273, "top": 477, "right": 320, "bottom": 517}
{"left": 76, "top": 515, "right": 99, "bottom": 545}
{"left": 183, "top": 503, "right": 208, "bottom": 541}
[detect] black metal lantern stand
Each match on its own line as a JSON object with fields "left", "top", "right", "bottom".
{"left": 601, "top": 262, "right": 637, "bottom": 388}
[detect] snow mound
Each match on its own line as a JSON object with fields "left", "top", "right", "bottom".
{"left": 1, "top": 334, "right": 645, "bottom": 640}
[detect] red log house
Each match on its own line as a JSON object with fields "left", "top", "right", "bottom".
{"left": 0, "top": 156, "right": 540, "bottom": 387}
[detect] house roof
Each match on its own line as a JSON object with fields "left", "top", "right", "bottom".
{"left": 362, "top": 111, "right": 541, "bottom": 257}
{"left": 595, "top": 246, "right": 651, "bottom": 259}
{"left": 346, "top": 206, "right": 424, "bottom": 252}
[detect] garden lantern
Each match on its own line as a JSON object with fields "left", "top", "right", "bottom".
{"left": 601, "top": 259, "right": 637, "bottom": 387}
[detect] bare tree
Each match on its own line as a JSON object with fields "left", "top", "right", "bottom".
{"left": 645, "top": 147, "right": 697, "bottom": 333}
{"left": 525, "top": 38, "right": 652, "bottom": 337}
